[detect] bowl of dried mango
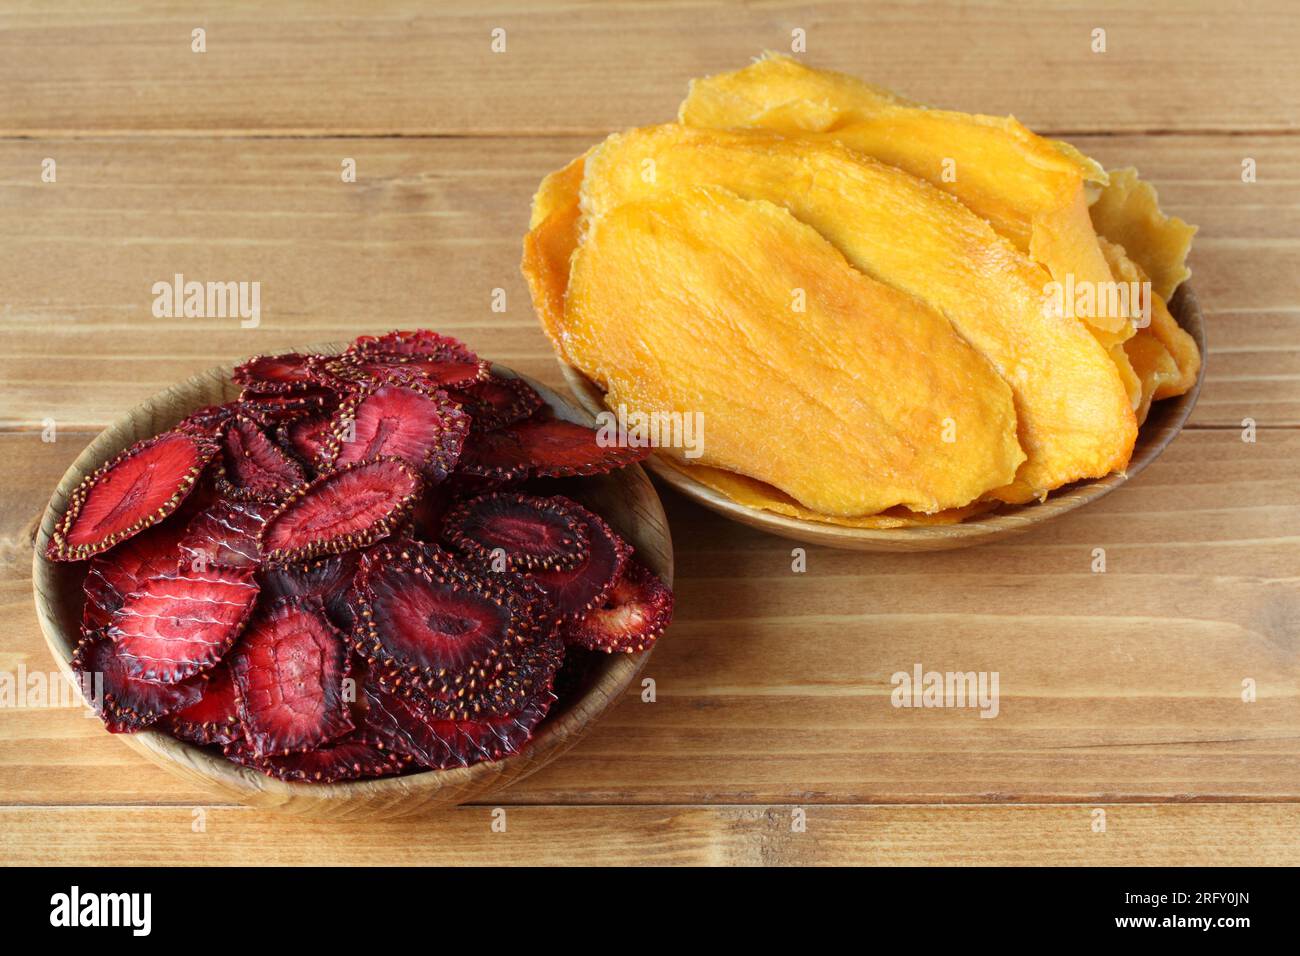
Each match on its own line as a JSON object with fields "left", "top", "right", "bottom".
{"left": 523, "top": 56, "right": 1204, "bottom": 550}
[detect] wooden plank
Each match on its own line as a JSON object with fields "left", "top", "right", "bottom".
{"left": 1, "top": 804, "right": 1296, "bottom": 866}
{"left": 0, "top": 134, "right": 1294, "bottom": 429}
{"left": 3, "top": 431, "right": 1297, "bottom": 807}
{"left": 0, "top": 1, "right": 1296, "bottom": 135}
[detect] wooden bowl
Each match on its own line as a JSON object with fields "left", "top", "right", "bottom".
{"left": 560, "top": 287, "right": 1205, "bottom": 551}
{"left": 32, "top": 354, "right": 673, "bottom": 818}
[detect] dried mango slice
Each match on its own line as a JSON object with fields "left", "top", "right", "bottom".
{"left": 1090, "top": 168, "right": 1196, "bottom": 301}
{"left": 679, "top": 55, "right": 1135, "bottom": 341}
{"left": 1124, "top": 332, "right": 1181, "bottom": 425}
{"left": 565, "top": 186, "right": 1023, "bottom": 516}
{"left": 657, "top": 458, "right": 996, "bottom": 528}
{"left": 580, "top": 125, "right": 1135, "bottom": 502}
{"left": 522, "top": 199, "right": 581, "bottom": 363}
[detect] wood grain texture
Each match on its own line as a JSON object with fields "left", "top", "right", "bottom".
{"left": 0, "top": 134, "right": 1294, "bottom": 430}
{"left": 2, "top": 804, "right": 1297, "bottom": 866}
{"left": 0, "top": 1, "right": 1296, "bottom": 135}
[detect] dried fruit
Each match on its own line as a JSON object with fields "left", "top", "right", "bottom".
{"left": 240, "top": 387, "right": 338, "bottom": 425}
{"left": 166, "top": 661, "right": 242, "bottom": 744}
{"left": 320, "top": 381, "right": 470, "bottom": 481}
{"left": 259, "top": 456, "right": 422, "bottom": 563}
{"left": 233, "top": 352, "right": 321, "bottom": 394}
{"left": 257, "top": 550, "right": 362, "bottom": 632}
{"left": 460, "top": 418, "right": 649, "bottom": 481}
{"left": 525, "top": 502, "right": 631, "bottom": 622}
{"left": 227, "top": 732, "right": 409, "bottom": 782}
{"left": 82, "top": 518, "right": 190, "bottom": 631}
{"left": 324, "top": 352, "right": 489, "bottom": 391}
{"left": 276, "top": 413, "right": 333, "bottom": 472}
{"left": 231, "top": 599, "right": 354, "bottom": 756}
{"left": 443, "top": 493, "right": 589, "bottom": 572}
{"left": 567, "top": 559, "right": 673, "bottom": 653}
{"left": 451, "top": 375, "right": 544, "bottom": 433}
{"left": 48, "top": 430, "right": 217, "bottom": 562}
{"left": 216, "top": 416, "right": 306, "bottom": 502}
{"left": 73, "top": 633, "right": 206, "bottom": 732}
{"left": 350, "top": 330, "right": 478, "bottom": 362}
{"left": 107, "top": 566, "right": 260, "bottom": 683}
{"left": 177, "top": 499, "right": 275, "bottom": 570}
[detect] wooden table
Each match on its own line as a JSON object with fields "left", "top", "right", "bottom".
{"left": 1, "top": 0, "right": 1297, "bottom": 866}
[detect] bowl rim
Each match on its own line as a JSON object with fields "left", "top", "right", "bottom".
{"left": 31, "top": 349, "right": 673, "bottom": 811}
{"left": 558, "top": 285, "right": 1206, "bottom": 548}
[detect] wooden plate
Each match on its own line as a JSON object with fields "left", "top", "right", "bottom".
{"left": 560, "top": 286, "right": 1206, "bottom": 552}
{"left": 32, "top": 353, "right": 673, "bottom": 818}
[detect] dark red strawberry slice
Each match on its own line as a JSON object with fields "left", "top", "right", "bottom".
{"left": 166, "top": 661, "right": 242, "bottom": 744}
{"left": 48, "top": 429, "right": 218, "bottom": 562}
{"left": 405, "top": 485, "right": 454, "bottom": 542}
{"left": 225, "top": 732, "right": 409, "bottom": 782}
{"left": 321, "top": 381, "right": 469, "bottom": 480}
{"left": 351, "top": 543, "right": 562, "bottom": 718}
{"left": 257, "top": 550, "right": 361, "bottom": 632}
{"left": 443, "top": 493, "right": 589, "bottom": 572}
{"left": 259, "top": 456, "right": 422, "bottom": 563}
{"left": 450, "top": 374, "right": 544, "bottom": 433}
{"left": 233, "top": 352, "right": 320, "bottom": 394}
{"left": 349, "top": 329, "right": 478, "bottom": 362}
{"left": 177, "top": 499, "right": 275, "bottom": 570}
{"left": 459, "top": 418, "right": 648, "bottom": 481}
{"left": 108, "top": 566, "right": 259, "bottom": 683}
{"left": 82, "top": 517, "right": 190, "bottom": 631}
{"left": 73, "top": 633, "right": 206, "bottom": 733}
{"left": 275, "top": 413, "right": 333, "bottom": 472}
{"left": 445, "top": 689, "right": 557, "bottom": 767}
{"left": 177, "top": 402, "right": 238, "bottom": 438}
{"left": 360, "top": 671, "right": 457, "bottom": 768}
{"left": 216, "top": 416, "right": 306, "bottom": 502}
{"left": 231, "top": 599, "right": 354, "bottom": 756}
{"left": 526, "top": 503, "right": 632, "bottom": 622}
{"left": 239, "top": 387, "right": 338, "bottom": 425}
{"left": 567, "top": 559, "right": 673, "bottom": 653}
{"left": 325, "top": 352, "right": 489, "bottom": 390}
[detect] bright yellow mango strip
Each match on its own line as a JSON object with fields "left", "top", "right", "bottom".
{"left": 580, "top": 125, "right": 1136, "bottom": 502}
{"left": 1090, "top": 168, "right": 1197, "bottom": 301}
{"left": 565, "top": 186, "right": 1024, "bottom": 517}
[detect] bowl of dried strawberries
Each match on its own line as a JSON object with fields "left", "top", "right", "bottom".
{"left": 32, "top": 330, "right": 673, "bottom": 817}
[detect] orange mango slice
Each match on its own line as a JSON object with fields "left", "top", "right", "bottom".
{"left": 1090, "top": 168, "right": 1196, "bottom": 301}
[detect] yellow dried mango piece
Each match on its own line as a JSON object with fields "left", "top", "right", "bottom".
{"left": 1090, "top": 168, "right": 1196, "bottom": 301}
{"left": 1124, "top": 332, "right": 1181, "bottom": 425}
{"left": 529, "top": 152, "right": 587, "bottom": 230}
{"left": 679, "top": 55, "right": 1136, "bottom": 340}
{"left": 564, "top": 186, "right": 1024, "bottom": 516}
{"left": 658, "top": 458, "right": 996, "bottom": 528}
{"left": 580, "top": 125, "right": 1136, "bottom": 502}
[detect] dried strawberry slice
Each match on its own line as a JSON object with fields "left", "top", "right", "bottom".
{"left": 447, "top": 689, "right": 557, "bottom": 767}
{"left": 166, "top": 661, "right": 242, "bottom": 745}
{"left": 108, "top": 566, "right": 260, "bottom": 683}
{"left": 177, "top": 499, "right": 275, "bottom": 570}
{"left": 225, "top": 732, "right": 409, "bottom": 782}
{"left": 567, "top": 559, "right": 673, "bottom": 653}
{"left": 73, "top": 632, "right": 206, "bottom": 733}
{"left": 326, "top": 352, "right": 489, "bottom": 390}
{"left": 276, "top": 413, "right": 333, "bottom": 472}
{"left": 459, "top": 418, "right": 648, "bottom": 480}
{"left": 450, "top": 375, "right": 544, "bottom": 433}
{"left": 231, "top": 599, "right": 354, "bottom": 756}
{"left": 349, "top": 330, "right": 478, "bottom": 363}
{"left": 177, "top": 402, "right": 238, "bottom": 438}
{"left": 48, "top": 429, "right": 217, "bottom": 562}
{"left": 233, "top": 352, "right": 320, "bottom": 394}
{"left": 321, "top": 381, "right": 470, "bottom": 481}
{"left": 443, "top": 493, "right": 589, "bottom": 572}
{"left": 352, "top": 544, "right": 562, "bottom": 718}
{"left": 82, "top": 518, "right": 190, "bottom": 631}
{"left": 240, "top": 387, "right": 338, "bottom": 425}
{"left": 259, "top": 456, "right": 422, "bottom": 563}
{"left": 526, "top": 503, "right": 632, "bottom": 622}
{"left": 258, "top": 550, "right": 362, "bottom": 632}
{"left": 216, "top": 416, "right": 306, "bottom": 502}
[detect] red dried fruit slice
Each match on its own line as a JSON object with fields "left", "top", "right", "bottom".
{"left": 166, "top": 661, "right": 242, "bottom": 744}
{"left": 177, "top": 403, "right": 238, "bottom": 438}
{"left": 177, "top": 499, "right": 275, "bottom": 570}
{"left": 216, "top": 416, "right": 306, "bottom": 502}
{"left": 258, "top": 550, "right": 362, "bottom": 633}
{"left": 443, "top": 493, "right": 589, "bottom": 572}
{"left": 326, "top": 352, "right": 490, "bottom": 390}
{"left": 406, "top": 485, "right": 454, "bottom": 542}
{"left": 446, "top": 689, "right": 557, "bottom": 767}
{"left": 351, "top": 544, "right": 562, "bottom": 718}
{"left": 48, "top": 429, "right": 217, "bottom": 562}
{"left": 526, "top": 503, "right": 632, "bottom": 622}
{"left": 233, "top": 352, "right": 320, "bottom": 394}
{"left": 350, "top": 330, "right": 478, "bottom": 363}
{"left": 231, "top": 599, "right": 354, "bottom": 756}
{"left": 239, "top": 387, "right": 338, "bottom": 425}
{"left": 321, "top": 381, "right": 470, "bottom": 481}
{"left": 225, "top": 732, "right": 409, "bottom": 782}
{"left": 451, "top": 375, "right": 544, "bottom": 433}
{"left": 276, "top": 413, "right": 333, "bottom": 472}
{"left": 108, "top": 566, "right": 259, "bottom": 683}
{"left": 567, "top": 559, "right": 673, "bottom": 653}
{"left": 459, "top": 418, "right": 648, "bottom": 480}
{"left": 82, "top": 518, "right": 190, "bottom": 631}
{"left": 73, "top": 633, "right": 206, "bottom": 733}
{"left": 259, "top": 456, "right": 422, "bottom": 563}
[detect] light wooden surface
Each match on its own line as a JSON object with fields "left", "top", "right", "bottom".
{"left": 1, "top": 0, "right": 1298, "bottom": 865}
